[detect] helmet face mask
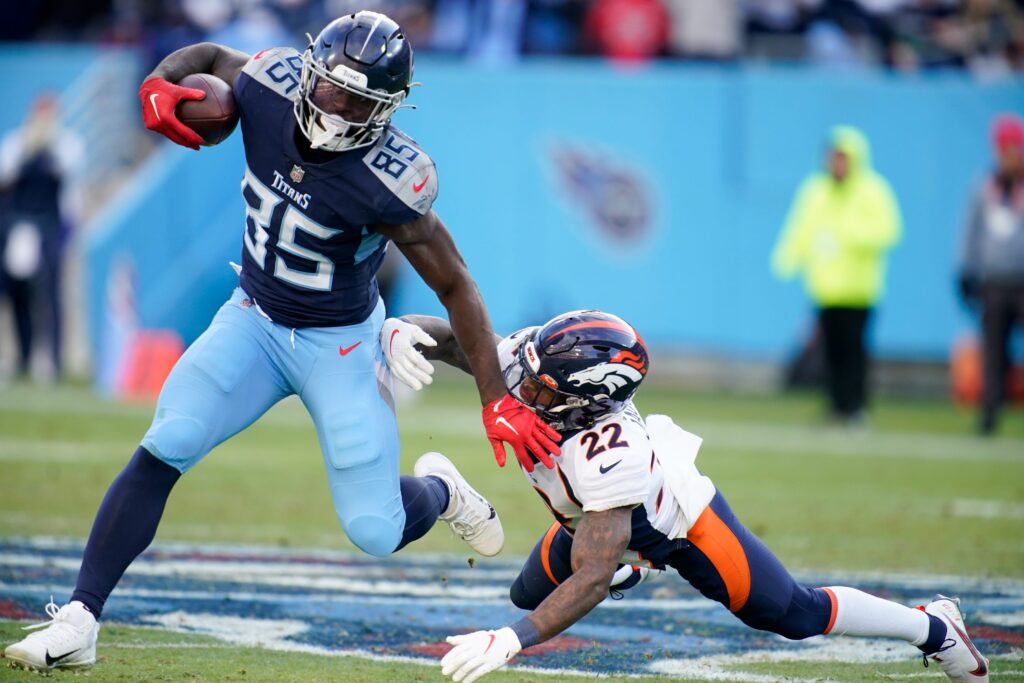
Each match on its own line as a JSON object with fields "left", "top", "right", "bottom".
{"left": 294, "top": 12, "right": 413, "bottom": 152}
{"left": 504, "top": 311, "right": 649, "bottom": 431}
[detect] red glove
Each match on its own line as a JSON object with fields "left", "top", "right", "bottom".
{"left": 483, "top": 394, "right": 562, "bottom": 472}
{"left": 139, "top": 77, "right": 206, "bottom": 150}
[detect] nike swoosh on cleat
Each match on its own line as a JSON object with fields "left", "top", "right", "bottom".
{"left": 149, "top": 93, "right": 161, "bottom": 121}
{"left": 45, "top": 649, "right": 80, "bottom": 667}
{"left": 599, "top": 460, "right": 623, "bottom": 474}
{"left": 947, "top": 619, "right": 988, "bottom": 675}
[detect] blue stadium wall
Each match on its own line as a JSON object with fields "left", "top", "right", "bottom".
{"left": 78, "top": 55, "right": 1023, "bottom": 363}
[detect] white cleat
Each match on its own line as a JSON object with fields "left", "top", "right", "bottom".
{"left": 415, "top": 452, "right": 505, "bottom": 557}
{"left": 922, "top": 595, "right": 989, "bottom": 683}
{"left": 4, "top": 599, "right": 99, "bottom": 671}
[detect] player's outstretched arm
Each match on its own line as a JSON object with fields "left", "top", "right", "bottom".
{"left": 440, "top": 506, "right": 631, "bottom": 683}
{"left": 139, "top": 43, "right": 249, "bottom": 150}
{"left": 377, "top": 213, "right": 505, "bottom": 402}
{"left": 401, "top": 314, "right": 500, "bottom": 375}
{"left": 377, "top": 212, "right": 561, "bottom": 470}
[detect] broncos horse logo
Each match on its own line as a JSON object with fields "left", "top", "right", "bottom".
{"left": 566, "top": 363, "right": 644, "bottom": 396}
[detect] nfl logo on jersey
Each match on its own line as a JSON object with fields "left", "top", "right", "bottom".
{"left": 290, "top": 165, "right": 305, "bottom": 183}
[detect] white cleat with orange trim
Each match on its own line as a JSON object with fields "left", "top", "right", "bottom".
{"left": 922, "top": 595, "right": 989, "bottom": 683}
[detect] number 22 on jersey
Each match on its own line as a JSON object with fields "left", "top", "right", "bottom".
{"left": 581, "top": 422, "right": 630, "bottom": 460}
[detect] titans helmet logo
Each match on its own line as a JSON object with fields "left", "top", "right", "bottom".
{"left": 566, "top": 363, "right": 644, "bottom": 396}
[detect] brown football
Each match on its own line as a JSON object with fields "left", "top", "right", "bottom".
{"left": 176, "top": 73, "right": 239, "bottom": 146}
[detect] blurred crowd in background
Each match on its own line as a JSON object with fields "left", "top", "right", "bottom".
{"left": 4, "top": 0, "right": 1024, "bottom": 77}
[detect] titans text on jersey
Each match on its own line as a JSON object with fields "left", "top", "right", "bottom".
{"left": 233, "top": 47, "right": 439, "bottom": 328}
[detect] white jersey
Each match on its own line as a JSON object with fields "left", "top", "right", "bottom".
{"left": 498, "top": 330, "right": 717, "bottom": 567}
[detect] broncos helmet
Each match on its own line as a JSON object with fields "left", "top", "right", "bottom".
{"left": 295, "top": 11, "right": 413, "bottom": 152}
{"left": 504, "top": 310, "right": 649, "bottom": 431}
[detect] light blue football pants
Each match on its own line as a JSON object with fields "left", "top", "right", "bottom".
{"left": 141, "top": 288, "right": 403, "bottom": 556}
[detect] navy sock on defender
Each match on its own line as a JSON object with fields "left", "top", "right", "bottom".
{"left": 918, "top": 614, "right": 949, "bottom": 655}
{"left": 395, "top": 475, "right": 449, "bottom": 551}
{"left": 71, "top": 447, "right": 180, "bottom": 618}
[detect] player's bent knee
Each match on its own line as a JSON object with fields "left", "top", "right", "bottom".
{"left": 741, "top": 589, "right": 831, "bottom": 641}
{"left": 766, "top": 607, "right": 828, "bottom": 640}
{"left": 143, "top": 412, "right": 209, "bottom": 471}
{"left": 344, "top": 515, "right": 402, "bottom": 557}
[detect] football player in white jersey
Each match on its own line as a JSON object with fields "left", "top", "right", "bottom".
{"left": 382, "top": 310, "right": 989, "bottom": 683}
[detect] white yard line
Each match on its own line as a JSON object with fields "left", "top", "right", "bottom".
{"left": 951, "top": 498, "right": 1024, "bottom": 521}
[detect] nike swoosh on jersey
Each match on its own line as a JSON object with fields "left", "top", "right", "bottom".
{"left": 495, "top": 416, "right": 519, "bottom": 435}
{"left": 338, "top": 341, "right": 362, "bottom": 356}
{"left": 45, "top": 648, "right": 80, "bottom": 667}
{"left": 413, "top": 175, "right": 430, "bottom": 193}
{"left": 149, "top": 93, "right": 161, "bottom": 121}
{"left": 599, "top": 460, "right": 623, "bottom": 474}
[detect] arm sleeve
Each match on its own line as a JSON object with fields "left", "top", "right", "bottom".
{"left": 958, "top": 187, "right": 985, "bottom": 278}
{"left": 578, "top": 449, "right": 650, "bottom": 512}
{"left": 377, "top": 160, "right": 439, "bottom": 224}
{"left": 771, "top": 178, "right": 815, "bottom": 280}
{"left": 841, "top": 175, "right": 903, "bottom": 252}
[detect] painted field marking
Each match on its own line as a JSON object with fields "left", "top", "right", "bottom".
{"left": 951, "top": 498, "right": 1024, "bottom": 521}
{"left": 2, "top": 537, "right": 1022, "bottom": 682}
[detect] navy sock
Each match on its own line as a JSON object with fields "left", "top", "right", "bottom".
{"left": 395, "top": 475, "right": 450, "bottom": 551}
{"left": 918, "top": 614, "right": 949, "bottom": 654}
{"left": 71, "top": 447, "right": 180, "bottom": 618}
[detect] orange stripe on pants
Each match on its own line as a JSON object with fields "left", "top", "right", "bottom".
{"left": 687, "top": 505, "right": 751, "bottom": 612}
{"left": 540, "top": 522, "right": 562, "bottom": 586}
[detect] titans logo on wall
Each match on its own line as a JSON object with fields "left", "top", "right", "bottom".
{"left": 549, "top": 143, "right": 655, "bottom": 249}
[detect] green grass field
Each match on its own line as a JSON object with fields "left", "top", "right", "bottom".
{"left": 1, "top": 377, "right": 1023, "bottom": 682}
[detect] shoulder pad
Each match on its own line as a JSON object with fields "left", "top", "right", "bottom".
{"left": 241, "top": 47, "right": 304, "bottom": 102}
{"left": 362, "top": 128, "right": 438, "bottom": 216}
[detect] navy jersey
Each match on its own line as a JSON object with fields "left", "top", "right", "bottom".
{"left": 231, "top": 47, "right": 439, "bottom": 328}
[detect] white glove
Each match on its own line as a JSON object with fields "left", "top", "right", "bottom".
{"left": 380, "top": 317, "right": 437, "bottom": 391}
{"left": 441, "top": 627, "right": 521, "bottom": 683}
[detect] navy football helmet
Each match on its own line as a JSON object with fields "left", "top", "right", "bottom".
{"left": 504, "top": 310, "right": 649, "bottom": 431}
{"left": 295, "top": 11, "right": 413, "bottom": 152}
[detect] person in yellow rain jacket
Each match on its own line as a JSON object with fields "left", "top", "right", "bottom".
{"left": 772, "top": 126, "right": 902, "bottom": 424}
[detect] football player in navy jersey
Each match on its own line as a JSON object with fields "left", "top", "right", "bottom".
{"left": 3, "top": 11, "right": 560, "bottom": 672}
{"left": 381, "top": 312, "right": 989, "bottom": 683}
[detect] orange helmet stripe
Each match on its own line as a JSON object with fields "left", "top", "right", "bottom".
{"left": 545, "top": 320, "right": 637, "bottom": 342}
